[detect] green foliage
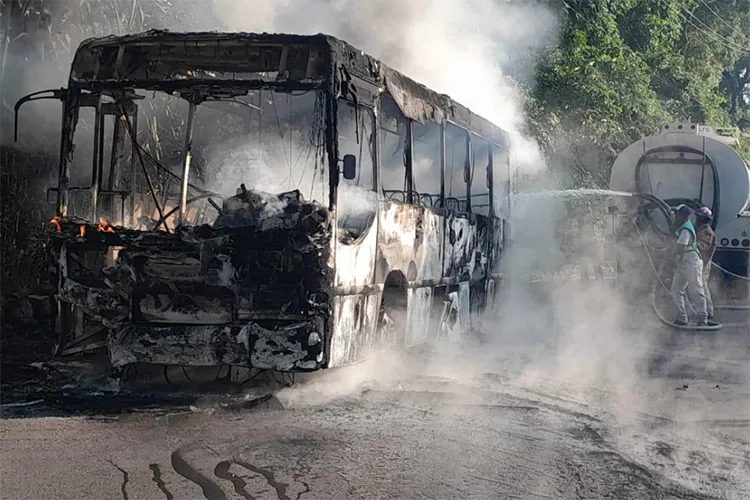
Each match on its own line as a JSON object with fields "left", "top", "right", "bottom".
{"left": 528, "top": 0, "right": 750, "bottom": 185}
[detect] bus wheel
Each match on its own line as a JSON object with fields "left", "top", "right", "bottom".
{"left": 378, "top": 272, "right": 408, "bottom": 350}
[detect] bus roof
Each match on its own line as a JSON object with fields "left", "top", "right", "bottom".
{"left": 70, "top": 30, "right": 511, "bottom": 148}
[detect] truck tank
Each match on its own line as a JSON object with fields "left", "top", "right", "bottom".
{"left": 609, "top": 123, "right": 750, "bottom": 279}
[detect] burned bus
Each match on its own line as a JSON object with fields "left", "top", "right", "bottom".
{"left": 16, "top": 30, "right": 515, "bottom": 377}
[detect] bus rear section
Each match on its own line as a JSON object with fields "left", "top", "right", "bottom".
{"left": 330, "top": 90, "right": 513, "bottom": 367}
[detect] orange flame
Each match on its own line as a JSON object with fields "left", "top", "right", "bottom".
{"left": 97, "top": 217, "right": 115, "bottom": 233}
{"left": 50, "top": 216, "right": 62, "bottom": 233}
{"left": 79, "top": 225, "right": 86, "bottom": 238}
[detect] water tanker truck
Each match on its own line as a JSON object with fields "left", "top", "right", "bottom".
{"left": 606, "top": 123, "right": 749, "bottom": 308}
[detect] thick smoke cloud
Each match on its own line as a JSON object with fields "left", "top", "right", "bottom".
{"left": 210, "top": 0, "right": 560, "bottom": 173}
{"left": 3, "top": 0, "right": 560, "bottom": 175}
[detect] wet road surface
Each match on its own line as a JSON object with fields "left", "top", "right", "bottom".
{"left": 1, "top": 302, "right": 748, "bottom": 499}
{"left": 3, "top": 382, "right": 745, "bottom": 500}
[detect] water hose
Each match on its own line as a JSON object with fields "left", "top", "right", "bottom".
{"left": 535, "top": 189, "right": 747, "bottom": 324}
{"left": 631, "top": 190, "right": 748, "bottom": 311}
{"left": 632, "top": 192, "right": 675, "bottom": 243}
{"left": 651, "top": 263, "right": 722, "bottom": 331}
{"left": 556, "top": 189, "right": 742, "bottom": 324}
{"left": 632, "top": 220, "right": 724, "bottom": 331}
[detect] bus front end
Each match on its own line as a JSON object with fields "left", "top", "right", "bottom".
{"left": 21, "top": 31, "right": 339, "bottom": 374}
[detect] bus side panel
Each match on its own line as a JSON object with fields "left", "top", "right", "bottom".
{"left": 406, "top": 287, "right": 432, "bottom": 346}
{"left": 419, "top": 211, "right": 444, "bottom": 280}
{"left": 443, "top": 214, "right": 484, "bottom": 280}
{"left": 443, "top": 215, "right": 493, "bottom": 333}
{"left": 328, "top": 292, "right": 380, "bottom": 368}
{"left": 458, "top": 282, "right": 471, "bottom": 335}
{"left": 334, "top": 214, "right": 378, "bottom": 288}
{"left": 490, "top": 218, "right": 504, "bottom": 275}
{"left": 376, "top": 202, "right": 443, "bottom": 283}
{"left": 442, "top": 214, "right": 458, "bottom": 277}
{"left": 487, "top": 218, "right": 504, "bottom": 311}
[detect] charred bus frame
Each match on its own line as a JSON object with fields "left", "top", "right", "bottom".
{"left": 15, "top": 30, "right": 515, "bottom": 377}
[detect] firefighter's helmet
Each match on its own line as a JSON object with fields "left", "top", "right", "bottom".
{"left": 695, "top": 206, "right": 713, "bottom": 221}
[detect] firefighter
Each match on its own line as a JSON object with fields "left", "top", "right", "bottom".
{"left": 694, "top": 207, "right": 717, "bottom": 321}
{"left": 669, "top": 205, "right": 716, "bottom": 327}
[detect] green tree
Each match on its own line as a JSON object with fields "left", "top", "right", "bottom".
{"left": 528, "top": 0, "right": 750, "bottom": 188}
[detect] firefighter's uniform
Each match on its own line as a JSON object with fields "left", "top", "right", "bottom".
{"left": 670, "top": 219, "right": 708, "bottom": 325}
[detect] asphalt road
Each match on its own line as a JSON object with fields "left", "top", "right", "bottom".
{"left": 1, "top": 288, "right": 748, "bottom": 500}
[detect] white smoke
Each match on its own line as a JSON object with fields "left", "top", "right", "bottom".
{"left": 210, "top": 0, "right": 561, "bottom": 174}
{"left": 203, "top": 133, "right": 326, "bottom": 204}
{"left": 6, "top": 0, "right": 560, "bottom": 185}
{"left": 337, "top": 184, "right": 378, "bottom": 216}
